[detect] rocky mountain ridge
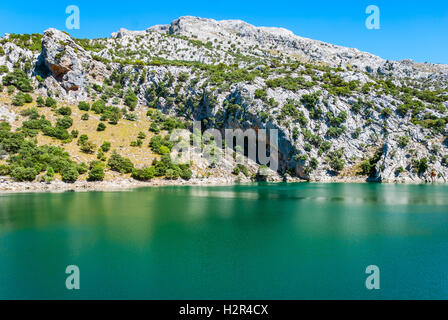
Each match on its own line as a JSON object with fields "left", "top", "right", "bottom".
{"left": 1, "top": 16, "right": 448, "bottom": 184}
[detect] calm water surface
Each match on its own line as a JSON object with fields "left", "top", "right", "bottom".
{"left": 0, "top": 183, "right": 447, "bottom": 299}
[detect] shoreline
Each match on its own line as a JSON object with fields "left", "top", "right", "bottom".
{"left": 0, "top": 177, "right": 255, "bottom": 194}
{"left": 0, "top": 176, "right": 445, "bottom": 194}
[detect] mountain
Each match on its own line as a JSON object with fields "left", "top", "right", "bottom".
{"left": 0, "top": 16, "right": 447, "bottom": 188}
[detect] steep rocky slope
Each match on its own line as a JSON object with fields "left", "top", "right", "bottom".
{"left": 1, "top": 16, "right": 448, "bottom": 185}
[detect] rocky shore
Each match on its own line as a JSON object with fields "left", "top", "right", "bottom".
{"left": 0, "top": 173, "right": 289, "bottom": 193}
{"left": 1, "top": 174, "right": 443, "bottom": 194}
{"left": 0, "top": 177, "right": 241, "bottom": 193}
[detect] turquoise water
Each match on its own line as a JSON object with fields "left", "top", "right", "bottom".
{"left": 0, "top": 183, "right": 447, "bottom": 300}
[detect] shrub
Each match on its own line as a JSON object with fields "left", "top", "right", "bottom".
{"left": 137, "top": 132, "right": 146, "bottom": 140}
{"left": 56, "top": 116, "right": 73, "bottom": 129}
{"left": 96, "top": 150, "right": 105, "bottom": 161}
{"left": 395, "top": 166, "right": 405, "bottom": 175}
{"left": 61, "top": 165, "right": 79, "bottom": 183}
{"left": 318, "top": 141, "right": 332, "bottom": 155}
{"left": 124, "top": 112, "right": 137, "bottom": 121}
{"left": 149, "top": 122, "right": 160, "bottom": 133}
{"left": 23, "top": 93, "right": 33, "bottom": 103}
{"left": 88, "top": 163, "right": 105, "bottom": 181}
{"left": 10, "top": 166, "right": 37, "bottom": 181}
{"left": 149, "top": 135, "right": 173, "bottom": 155}
{"left": 12, "top": 92, "right": 25, "bottom": 106}
{"left": 36, "top": 96, "right": 45, "bottom": 107}
{"left": 309, "top": 157, "right": 319, "bottom": 170}
{"left": 398, "top": 135, "right": 410, "bottom": 148}
{"left": 2, "top": 69, "right": 33, "bottom": 92}
{"left": 130, "top": 139, "right": 143, "bottom": 147}
{"left": 101, "top": 141, "right": 111, "bottom": 152}
{"left": 131, "top": 167, "right": 155, "bottom": 181}
{"left": 97, "top": 122, "right": 106, "bottom": 131}
{"left": 81, "top": 113, "right": 89, "bottom": 121}
{"left": 124, "top": 89, "right": 138, "bottom": 110}
{"left": 78, "top": 134, "right": 89, "bottom": 145}
{"left": 80, "top": 141, "right": 96, "bottom": 154}
{"left": 352, "top": 127, "right": 362, "bottom": 139}
{"left": 300, "top": 92, "right": 320, "bottom": 108}
{"left": 233, "top": 164, "right": 249, "bottom": 177}
{"left": 91, "top": 100, "right": 106, "bottom": 114}
{"left": 165, "top": 168, "right": 180, "bottom": 180}
{"left": 152, "top": 155, "right": 175, "bottom": 177}
{"left": 160, "top": 117, "right": 185, "bottom": 131}
{"left": 179, "top": 165, "right": 193, "bottom": 180}
{"left": 78, "top": 101, "right": 90, "bottom": 111}
{"left": 57, "top": 106, "right": 72, "bottom": 116}
{"left": 412, "top": 158, "right": 429, "bottom": 175}
{"left": 42, "top": 167, "right": 55, "bottom": 183}
{"left": 108, "top": 151, "right": 134, "bottom": 173}
{"left": 0, "top": 65, "right": 8, "bottom": 74}
{"left": 45, "top": 97, "right": 57, "bottom": 108}
{"left": 71, "top": 130, "right": 79, "bottom": 138}
{"left": 326, "top": 111, "right": 347, "bottom": 127}
{"left": 0, "top": 164, "right": 10, "bottom": 176}
{"left": 254, "top": 88, "right": 267, "bottom": 100}
{"left": 77, "top": 163, "right": 89, "bottom": 175}
{"left": 442, "top": 155, "right": 448, "bottom": 167}
{"left": 158, "top": 145, "right": 170, "bottom": 155}
{"left": 326, "top": 126, "right": 346, "bottom": 138}
{"left": 358, "top": 149, "right": 383, "bottom": 177}
{"left": 0, "top": 129, "right": 81, "bottom": 182}
{"left": 327, "top": 148, "right": 346, "bottom": 172}
{"left": 381, "top": 107, "right": 392, "bottom": 118}
{"left": 42, "top": 125, "right": 71, "bottom": 141}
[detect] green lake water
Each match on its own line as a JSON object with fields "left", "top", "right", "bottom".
{"left": 0, "top": 183, "right": 447, "bottom": 300}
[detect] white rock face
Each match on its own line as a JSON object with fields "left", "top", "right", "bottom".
{"left": 147, "top": 16, "right": 448, "bottom": 80}
{"left": 0, "top": 103, "right": 15, "bottom": 123}
{"left": 36, "top": 28, "right": 109, "bottom": 102}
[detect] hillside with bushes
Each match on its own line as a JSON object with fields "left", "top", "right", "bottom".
{"left": 1, "top": 16, "right": 448, "bottom": 188}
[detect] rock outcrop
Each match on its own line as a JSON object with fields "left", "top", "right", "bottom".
{"left": 35, "top": 28, "right": 109, "bottom": 101}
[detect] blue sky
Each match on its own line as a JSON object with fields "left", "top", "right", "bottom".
{"left": 0, "top": 0, "right": 447, "bottom": 63}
